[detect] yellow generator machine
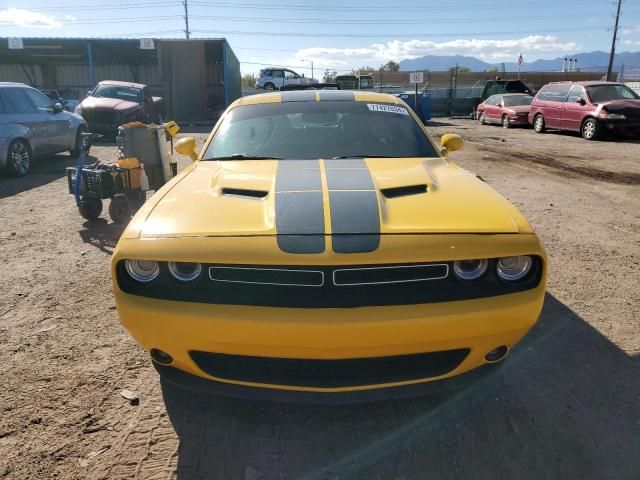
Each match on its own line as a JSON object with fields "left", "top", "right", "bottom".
{"left": 67, "top": 122, "right": 180, "bottom": 224}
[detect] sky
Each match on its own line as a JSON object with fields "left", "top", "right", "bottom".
{"left": 1, "top": 0, "right": 640, "bottom": 78}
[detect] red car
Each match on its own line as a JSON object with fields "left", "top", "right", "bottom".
{"left": 529, "top": 81, "right": 640, "bottom": 140}
{"left": 476, "top": 93, "right": 533, "bottom": 128}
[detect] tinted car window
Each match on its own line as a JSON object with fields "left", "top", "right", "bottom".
{"left": 586, "top": 84, "right": 640, "bottom": 102}
{"left": 566, "top": 86, "right": 585, "bottom": 103}
{"left": 2, "top": 88, "right": 37, "bottom": 114}
{"left": 204, "top": 101, "right": 439, "bottom": 160}
{"left": 271, "top": 70, "right": 284, "bottom": 78}
{"left": 537, "top": 84, "right": 571, "bottom": 102}
{"left": 23, "top": 88, "right": 54, "bottom": 112}
{"left": 93, "top": 84, "right": 142, "bottom": 102}
{"left": 503, "top": 95, "right": 533, "bottom": 106}
{"left": 485, "top": 95, "right": 500, "bottom": 106}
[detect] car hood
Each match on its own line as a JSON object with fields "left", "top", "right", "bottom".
{"left": 80, "top": 96, "right": 140, "bottom": 111}
{"left": 506, "top": 105, "right": 531, "bottom": 113}
{"left": 599, "top": 99, "right": 640, "bottom": 114}
{"left": 137, "top": 158, "right": 528, "bottom": 239}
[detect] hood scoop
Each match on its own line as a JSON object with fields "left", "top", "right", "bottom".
{"left": 380, "top": 184, "right": 428, "bottom": 199}
{"left": 222, "top": 187, "right": 269, "bottom": 199}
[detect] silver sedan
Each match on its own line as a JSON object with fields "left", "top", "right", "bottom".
{"left": 0, "top": 82, "right": 88, "bottom": 176}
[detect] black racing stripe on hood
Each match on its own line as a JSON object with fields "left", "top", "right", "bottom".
{"left": 275, "top": 160, "right": 325, "bottom": 254}
{"left": 325, "top": 158, "right": 380, "bottom": 253}
{"left": 280, "top": 90, "right": 317, "bottom": 102}
{"left": 318, "top": 90, "right": 356, "bottom": 101}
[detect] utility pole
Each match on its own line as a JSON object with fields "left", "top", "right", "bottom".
{"left": 606, "top": 0, "right": 622, "bottom": 81}
{"left": 183, "top": 0, "right": 191, "bottom": 39}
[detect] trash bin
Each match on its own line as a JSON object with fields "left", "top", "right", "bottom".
{"left": 394, "top": 92, "right": 431, "bottom": 123}
{"left": 117, "top": 124, "right": 166, "bottom": 190}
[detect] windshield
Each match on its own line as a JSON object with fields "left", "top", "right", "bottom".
{"left": 503, "top": 95, "right": 533, "bottom": 107}
{"left": 586, "top": 84, "right": 640, "bottom": 103}
{"left": 203, "top": 100, "right": 439, "bottom": 160}
{"left": 92, "top": 84, "right": 142, "bottom": 102}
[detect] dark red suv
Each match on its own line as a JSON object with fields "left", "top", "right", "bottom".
{"left": 528, "top": 81, "right": 640, "bottom": 140}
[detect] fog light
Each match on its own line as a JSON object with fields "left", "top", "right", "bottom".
{"left": 485, "top": 345, "right": 509, "bottom": 362}
{"left": 150, "top": 348, "right": 173, "bottom": 365}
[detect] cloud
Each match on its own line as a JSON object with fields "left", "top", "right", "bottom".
{"left": 622, "top": 39, "right": 640, "bottom": 47}
{"left": 0, "top": 8, "right": 63, "bottom": 28}
{"left": 620, "top": 25, "right": 640, "bottom": 36}
{"left": 290, "top": 35, "right": 579, "bottom": 69}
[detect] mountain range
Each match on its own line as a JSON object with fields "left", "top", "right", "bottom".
{"left": 398, "top": 51, "right": 640, "bottom": 73}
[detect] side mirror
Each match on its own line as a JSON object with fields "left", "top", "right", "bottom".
{"left": 576, "top": 97, "right": 586, "bottom": 105}
{"left": 87, "top": 90, "right": 92, "bottom": 97}
{"left": 175, "top": 137, "right": 198, "bottom": 162}
{"left": 440, "top": 133, "right": 464, "bottom": 156}
{"left": 52, "top": 102, "right": 64, "bottom": 113}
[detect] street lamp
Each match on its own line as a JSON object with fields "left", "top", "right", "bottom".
{"left": 301, "top": 59, "right": 314, "bottom": 80}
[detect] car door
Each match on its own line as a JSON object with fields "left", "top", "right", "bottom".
{"left": 22, "top": 87, "right": 75, "bottom": 151}
{"left": 1, "top": 87, "right": 50, "bottom": 155}
{"left": 484, "top": 95, "right": 500, "bottom": 122}
{"left": 284, "top": 70, "right": 301, "bottom": 86}
{"left": 271, "top": 70, "right": 285, "bottom": 89}
{"left": 561, "top": 85, "right": 590, "bottom": 132}
{"left": 541, "top": 84, "right": 571, "bottom": 128}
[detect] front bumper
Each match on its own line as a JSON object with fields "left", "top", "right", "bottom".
{"left": 113, "top": 233, "right": 546, "bottom": 399}
{"left": 115, "top": 285, "right": 544, "bottom": 396}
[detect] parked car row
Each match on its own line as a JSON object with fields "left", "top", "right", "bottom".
{"left": 0, "top": 82, "right": 88, "bottom": 176}
{"left": 0, "top": 80, "right": 166, "bottom": 176}
{"left": 476, "top": 81, "right": 640, "bottom": 140}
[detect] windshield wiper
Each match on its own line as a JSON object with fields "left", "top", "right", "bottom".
{"left": 203, "top": 154, "right": 282, "bottom": 161}
{"left": 332, "top": 155, "right": 403, "bottom": 159}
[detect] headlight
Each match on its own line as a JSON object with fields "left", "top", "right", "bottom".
{"left": 599, "top": 111, "right": 626, "bottom": 120}
{"left": 168, "top": 262, "right": 202, "bottom": 282}
{"left": 453, "top": 259, "right": 488, "bottom": 281}
{"left": 496, "top": 256, "right": 533, "bottom": 281}
{"left": 125, "top": 259, "right": 159, "bottom": 283}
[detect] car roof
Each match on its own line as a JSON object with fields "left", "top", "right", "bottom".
{"left": 545, "top": 81, "right": 622, "bottom": 87}
{"left": 0, "top": 82, "right": 30, "bottom": 88}
{"left": 236, "top": 90, "right": 401, "bottom": 107}
{"left": 500, "top": 93, "right": 532, "bottom": 96}
{"left": 97, "top": 80, "right": 146, "bottom": 89}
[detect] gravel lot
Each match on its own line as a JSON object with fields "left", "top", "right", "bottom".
{"left": 0, "top": 119, "right": 638, "bottom": 479}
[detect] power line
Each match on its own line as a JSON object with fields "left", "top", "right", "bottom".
{"left": 192, "top": 26, "right": 609, "bottom": 38}
{"left": 188, "top": 0, "right": 608, "bottom": 12}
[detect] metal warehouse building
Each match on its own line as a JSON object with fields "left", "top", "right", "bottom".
{"left": 0, "top": 37, "right": 241, "bottom": 122}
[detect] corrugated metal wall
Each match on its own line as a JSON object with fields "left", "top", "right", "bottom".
{"left": 0, "top": 38, "right": 242, "bottom": 121}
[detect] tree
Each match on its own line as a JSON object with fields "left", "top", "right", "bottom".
{"left": 241, "top": 73, "right": 256, "bottom": 88}
{"left": 323, "top": 69, "right": 338, "bottom": 82}
{"left": 381, "top": 60, "right": 400, "bottom": 72}
{"left": 488, "top": 66, "right": 499, "bottom": 73}
{"left": 448, "top": 66, "right": 471, "bottom": 74}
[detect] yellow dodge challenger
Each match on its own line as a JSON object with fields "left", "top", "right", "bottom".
{"left": 112, "top": 90, "right": 546, "bottom": 402}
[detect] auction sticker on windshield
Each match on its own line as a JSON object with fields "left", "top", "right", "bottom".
{"left": 367, "top": 104, "right": 409, "bottom": 115}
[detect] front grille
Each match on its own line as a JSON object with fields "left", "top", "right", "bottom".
{"left": 116, "top": 258, "right": 544, "bottom": 308}
{"left": 190, "top": 349, "right": 470, "bottom": 387}
{"left": 85, "top": 109, "right": 117, "bottom": 124}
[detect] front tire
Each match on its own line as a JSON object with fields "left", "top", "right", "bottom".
{"left": 6, "top": 139, "right": 31, "bottom": 176}
{"left": 78, "top": 197, "right": 103, "bottom": 221}
{"left": 502, "top": 115, "right": 511, "bottom": 129}
{"left": 264, "top": 82, "right": 275, "bottom": 91}
{"left": 533, "top": 114, "right": 546, "bottom": 133}
{"left": 581, "top": 118, "right": 599, "bottom": 140}
{"left": 478, "top": 112, "right": 486, "bottom": 125}
{"left": 70, "top": 126, "right": 91, "bottom": 157}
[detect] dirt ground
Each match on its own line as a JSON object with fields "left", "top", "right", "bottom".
{"left": 0, "top": 119, "right": 638, "bottom": 480}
